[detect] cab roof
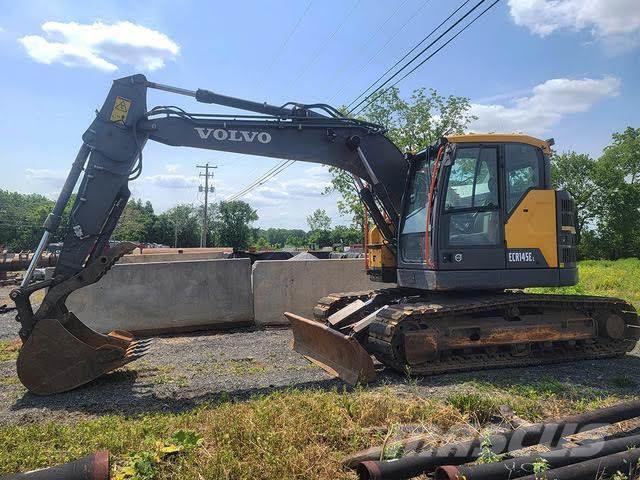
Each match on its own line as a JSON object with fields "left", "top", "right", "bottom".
{"left": 445, "top": 134, "right": 552, "bottom": 154}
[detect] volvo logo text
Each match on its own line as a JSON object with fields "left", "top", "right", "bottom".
{"left": 194, "top": 128, "right": 272, "bottom": 144}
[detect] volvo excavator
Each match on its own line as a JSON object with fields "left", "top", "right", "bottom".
{"left": 10, "top": 75, "right": 640, "bottom": 395}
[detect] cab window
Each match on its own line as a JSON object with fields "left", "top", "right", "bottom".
{"left": 444, "top": 147, "right": 500, "bottom": 246}
{"left": 505, "top": 144, "right": 543, "bottom": 213}
{"left": 400, "top": 157, "right": 430, "bottom": 263}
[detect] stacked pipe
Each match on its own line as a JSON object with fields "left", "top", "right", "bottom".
{"left": 355, "top": 400, "right": 640, "bottom": 480}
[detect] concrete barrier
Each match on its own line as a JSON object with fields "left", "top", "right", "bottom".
{"left": 252, "top": 259, "right": 391, "bottom": 326}
{"left": 119, "top": 252, "right": 228, "bottom": 263}
{"left": 67, "top": 258, "right": 253, "bottom": 334}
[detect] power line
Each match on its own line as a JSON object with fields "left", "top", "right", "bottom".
{"left": 340, "top": 0, "right": 460, "bottom": 108}
{"left": 226, "top": 160, "right": 294, "bottom": 201}
{"left": 323, "top": 0, "right": 410, "bottom": 99}
{"left": 227, "top": 160, "right": 294, "bottom": 201}
{"left": 348, "top": 0, "right": 486, "bottom": 114}
{"left": 256, "top": 0, "right": 313, "bottom": 90}
{"left": 352, "top": 0, "right": 501, "bottom": 116}
{"left": 285, "top": 0, "right": 362, "bottom": 91}
{"left": 328, "top": 0, "right": 430, "bottom": 104}
{"left": 226, "top": 161, "right": 290, "bottom": 200}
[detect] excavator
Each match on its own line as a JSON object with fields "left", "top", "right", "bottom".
{"left": 10, "top": 74, "right": 639, "bottom": 395}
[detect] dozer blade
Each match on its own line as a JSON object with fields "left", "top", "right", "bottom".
{"left": 285, "top": 312, "right": 376, "bottom": 385}
{"left": 17, "top": 312, "right": 148, "bottom": 395}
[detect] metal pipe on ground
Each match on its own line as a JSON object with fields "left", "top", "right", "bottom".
{"left": 0, "top": 451, "right": 109, "bottom": 480}
{"left": 356, "top": 400, "right": 640, "bottom": 480}
{"left": 435, "top": 433, "right": 640, "bottom": 480}
{"left": 517, "top": 447, "right": 640, "bottom": 480}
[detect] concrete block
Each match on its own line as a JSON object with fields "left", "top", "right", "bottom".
{"left": 119, "top": 252, "right": 228, "bottom": 263}
{"left": 252, "top": 259, "right": 393, "bottom": 326}
{"left": 67, "top": 258, "right": 253, "bottom": 334}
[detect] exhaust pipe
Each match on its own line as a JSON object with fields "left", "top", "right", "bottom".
{"left": 0, "top": 451, "right": 109, "bottom": 480}
{"left": 435, "top": 433, "right": 640, "bottom": 480}
{"left": 356, "top": 399, "right": 640, "bottom": 480}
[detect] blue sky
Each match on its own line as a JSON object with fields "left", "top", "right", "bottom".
{"left": 1, "top": 0, "right": 639, "bottom": 228}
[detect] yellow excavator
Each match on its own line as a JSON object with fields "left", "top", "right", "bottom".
{"left": 11, "top": 75, "right": 639, "bottom": 394}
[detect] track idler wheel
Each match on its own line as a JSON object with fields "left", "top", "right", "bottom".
{"left": 17, "top": 312, "right": 150, "bottom": 395}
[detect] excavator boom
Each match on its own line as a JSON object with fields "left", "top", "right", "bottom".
{"left": 11, "top": 74, "right": 406, "bottom": 394}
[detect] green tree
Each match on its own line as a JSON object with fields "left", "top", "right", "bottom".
{"left": 112, "top": 199, "right": 155, "bottom": 243}
{"left": 551, "top": 151, "right": 599, "bottom": 244}
{"left": 591, "top": 127, "right": 640, "bottom": 259}
{"left": 216, "top": 200, "right": 258, "bottom": 250}
{"left": 306, "top": 209, "right": 331, "bottom": 231}
{"left": 151, "top": 204, "right": 200, "bottom": 247}
{"left": 306, "top": 209, "right": 332, "bottom": 248}
{"left": 0, "top": 190, "right": 54, "bottom": 251}
{"left": 324, "top": 87, "right": 476, "bottom": 227}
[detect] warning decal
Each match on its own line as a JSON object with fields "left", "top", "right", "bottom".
{"left": 110, "top": 96, "right": 132, "bottom": 123}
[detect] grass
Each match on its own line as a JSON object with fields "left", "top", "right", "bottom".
{"left": 529, "top": 258, "right": 640, "bottom": 308}
{"left": 1, "top": 259, "right": 638, "bottom": 478}
{"left": 0, "top": 340, "right": 20, "bottom": 362}
{"left": 0, "top": 388, "right": 461, "bottom": 479}
{"left": 0, "top": 382, "right": 627, "bottom": 479}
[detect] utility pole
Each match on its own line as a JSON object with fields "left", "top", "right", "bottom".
{"left": 197, "top": 163, "right": 217, "bottom": 247}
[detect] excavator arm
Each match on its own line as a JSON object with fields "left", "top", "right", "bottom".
{"left": 11, "top": 74, "right": 407, "bottom": 394}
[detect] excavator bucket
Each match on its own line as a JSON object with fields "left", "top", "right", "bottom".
{"left": 285, "top": 312, "right": 376, "bottom": 385}
{"left": 17, "top": 312, "right": 149, "bottom": 395}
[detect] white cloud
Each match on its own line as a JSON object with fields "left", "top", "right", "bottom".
{"left": 164, "top": 163, "right": 180, "bottom": 173}
{"left": 469, "top": 76, "right": 620, "bottom": 135}
{"left": 508, "top": 0, "right": 640, "bottom": 50}
{"left": 142, "top": 173, "right": 197, "bottom": 189}
{"left": 19, "top": 21, "right": 179, "bottom": 71}
{"left": 238, "top": 165, "right": 332, "bottom": 208}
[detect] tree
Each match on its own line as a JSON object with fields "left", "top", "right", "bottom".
{"left": 216, "top": 200, "right": 258, "bottom": 250}
{"left": 112, "top": 199, "right": 155, "bottom": 243}
{"left": 324, "top": 87, "right": 476, "bottom": 228}
{"left": 590, "top": 127, "right": 640, "bottom": 259}
{"left": 151, "top": 204, "right": 200, "bottom": 247}
{"left": 551, "top": 152, "right": 599, "bottom": 243}
{"left": 331, "top": 225, "right": 361, "bottom": 247}
{"left": 306, "top": 209, "right": 331, "bottom": 231}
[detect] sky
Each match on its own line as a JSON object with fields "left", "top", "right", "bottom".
{"left": 0, "top": 0, "right": 639, "bottom": 229}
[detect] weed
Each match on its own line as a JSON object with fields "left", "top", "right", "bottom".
{"left": 447, "top": 391, "right": 500, "bottom": 424}
{"left": 476, "top": 435, "right": 505, "bottom": 464}
{"left": 113, "top": 429, "right": 203, "bottom": 480}
{"left": 532, "top": 457, "right": 550, "bottom": 480}
{"left": 610, "top": 471, "right": 628, "bottom": 480}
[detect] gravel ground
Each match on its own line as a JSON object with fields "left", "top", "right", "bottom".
{"left": 2, "top": 297, "right": 640, "bottom": 426}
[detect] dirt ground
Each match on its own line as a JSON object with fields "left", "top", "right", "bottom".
{"left": 3, "top": 292, "right": 640, "bottom": 426}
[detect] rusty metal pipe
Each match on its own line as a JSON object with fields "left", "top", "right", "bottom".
{"left": 0, "top": 451, "right": 109, "bottom": 480}
{"left": 0, "top": 253, "right": 58, "bottom": 272}
{"left": 518, "top": 447, "right": 640, "bottom": 480}
{"left": 356, "top": 400, "right": 640, "bottom": 480}
{"left": 435, "top": 433, "right": 640, "bottom": 480}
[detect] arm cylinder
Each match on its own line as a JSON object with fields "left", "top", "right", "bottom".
{"left": 20, "top": 144, "right": 91, "bottom": 286}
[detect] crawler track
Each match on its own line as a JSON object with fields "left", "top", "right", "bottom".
{"left": 312, "top": 289, "right": 640, "bottom": 377}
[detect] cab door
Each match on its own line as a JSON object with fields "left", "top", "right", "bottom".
{"left": 437, "top": 145, "right": 505, "bottom": 270}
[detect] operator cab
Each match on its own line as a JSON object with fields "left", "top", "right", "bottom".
{"left": 396, "top": 134, "right": 577, "bottom": 291}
